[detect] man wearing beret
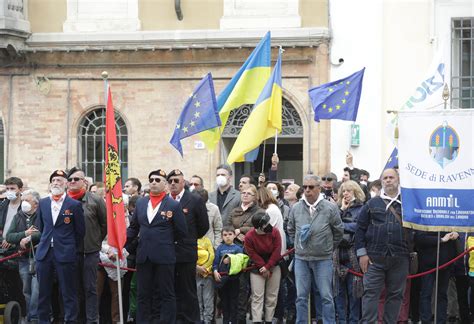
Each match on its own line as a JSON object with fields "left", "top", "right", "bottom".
{"left": 167, "top": 169, "right": 210, "bottom": 323}
{"left": 35, "top": 170, "right": 86, "bottom": 324}
{"left": 66, "top": 166, "right": 107, "bottom": 323}
{"left": 127, "top": 169, "right": 187, "bottom": 323}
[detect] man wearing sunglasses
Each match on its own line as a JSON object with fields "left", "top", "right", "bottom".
{"left": 66, "top": 167, "right": 107, "bottom": 324}
{"left": 167, "top": 169, "right": 209, "bottom": 324}
{"left": 287, "top": 174, "right": 344, "bottom": 323}
{"left": 126, "top": 169, "right": 187, "bottom": 323}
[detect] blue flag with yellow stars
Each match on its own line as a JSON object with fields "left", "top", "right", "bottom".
{"left": 170, "top": 73, "right": 221, "bottom": 156}
{"left": 308, "top": 68, "right": 365, "bottom": 122}
{"left": 384, "top": 147, "right": 399, "bottom": 170}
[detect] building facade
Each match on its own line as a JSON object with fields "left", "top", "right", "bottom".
{"left": 0, "top": 0, "right": 331, "bottom": 191}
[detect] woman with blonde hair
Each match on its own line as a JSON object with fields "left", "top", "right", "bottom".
{"left": 257, "top": 186, "right": 286, "bottom": 255}
{"left": 334, "top": 180, "right": 366, "bottom": 324}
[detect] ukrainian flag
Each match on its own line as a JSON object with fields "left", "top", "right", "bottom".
{"left": 200, "top": 32, "right": 271, "bottom": 149}
{"left": 227, "top": 50, "right": 282, "bottom": 164}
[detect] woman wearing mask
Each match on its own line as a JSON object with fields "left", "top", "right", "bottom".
{"left": 245, "top": 213, "right": 282, "bottom": 324}
{"left": 6, "top": 189, "right": 42, "bottom": 323}
{"left": 334, "top": 180, "right": 366, "bottom": 324}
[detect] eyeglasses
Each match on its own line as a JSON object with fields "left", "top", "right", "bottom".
{"left": 67, "top": 177, "right": 84, "bottom": 182}
{"left": 149, "top": 178, "right": 162, "bottom": 183}
{"left": 241, "top": 192, "right": 255, "bottom": 196}
{"left": 303, "top": 185, "right": 318, "bottom": 190}
{"left": 169, "top": 178, "right": 180, "bottom": 184}
{"left": 321, "top": 177, "right": 333, "bottom": 182}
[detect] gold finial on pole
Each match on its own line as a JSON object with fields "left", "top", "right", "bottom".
{"left": 101, "top": 71, "right": 109, "bottom": 80}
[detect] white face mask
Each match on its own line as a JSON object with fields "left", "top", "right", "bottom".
{"left": 270, "top": 189, "right": 279, "bottom": 198}
{"left": 6, "top": 190, "right": 17, "bottom": 201}
{"left": 360, "top": 180, "right": 368, "bottom": 186}
{"left": 189, "top": 185, "right": 195, "bottom": 192}
{"left": 370, "top": 191, "right": 377, "bottom": 198}
{"left": 21, "top": 201, "right": 32, "bottom": 214}
{"left": 51, "top": 187, "right": 64, "bottom": 196}
{"left": 216, "top": 175, "right": 227, "bottom": 188}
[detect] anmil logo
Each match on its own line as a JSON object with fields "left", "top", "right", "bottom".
{"left": 429, "top": 121, "right": 460, "bottom": 168}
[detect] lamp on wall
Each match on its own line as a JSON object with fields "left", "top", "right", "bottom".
{"left": 175, "top": 0, "right": 183, "bottom": 20}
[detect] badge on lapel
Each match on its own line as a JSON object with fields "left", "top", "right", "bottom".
{"left": 183, "top": 208, "right": 188, "bottom": 214}
{"left": 64, "top": 217, "right": 71, "bottom": 224}
{"left": 166, "top": 211, "right": 173, "bottom": 219}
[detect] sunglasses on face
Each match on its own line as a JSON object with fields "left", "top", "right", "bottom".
{"left": 303, "top": 185, "right": 317, "bottom": 190}
{"left": 169, "top": 178, "right": 180, "bottom": 184}
{"left": 321, "top": 177, "right": 333, "bottom": 181}
{"left": 67, "top": 177, "right": 84, "bottom": 182}
{"left": 149, "top": 178, "right": 162, "bottom": 183}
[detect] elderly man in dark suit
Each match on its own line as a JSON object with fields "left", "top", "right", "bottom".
{"left": 208, "top": 164, "right": 241, "bottom": 225}
{"left": 127, "top": 169, "right": 187, "bottom": 323}
{"left": 35, "top": 170, "right": 85, "bottom": 324}
{"left": 167, "top": 169, "right": 209, "bottom": 323}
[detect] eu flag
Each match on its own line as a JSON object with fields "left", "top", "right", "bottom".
{"left": 170, "top": 73, "right": 221, "bottom": 156}
{"left": 308, "top": 68, "right": 365, "bottom": 122}
{"left": 384, "top": 147, "right": 399, "bottom": 170}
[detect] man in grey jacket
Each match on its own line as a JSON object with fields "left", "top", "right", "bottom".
{"left": 288, "top": 174, "right": 343, "bottom": 324}
{"left": 208, "top": 164, "right": 240, "bottom": 225}
{"left": 67, "top": 167, "right": 107, "bottom": 324}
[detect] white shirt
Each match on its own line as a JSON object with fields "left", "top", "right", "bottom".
{"left": 50, "top": 193, "right": 66, "bottom": 225}
{"left": 266, "top": 203, "right": 287, "bottom": 254}
{"left": 147, "top": 200, "right": 162, "bottom": 224}
{"left": 3, "top": 202, "right": 20, "bottom": 238}
{"left": 173, "top": 188, "right": 185, "bottom": 202}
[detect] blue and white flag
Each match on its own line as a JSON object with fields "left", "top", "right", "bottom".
{"left": 398, "top": 109, "right": 474, "bottom": 231}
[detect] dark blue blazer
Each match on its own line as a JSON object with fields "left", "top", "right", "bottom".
{"left": 35, "top": 195, "right": 85, "bottom": 263}
{"left": 174, "top": 190, "right": 209, "bottom": 263}
{"left": 127, "top": 195, "right": 187, "bottom": 265}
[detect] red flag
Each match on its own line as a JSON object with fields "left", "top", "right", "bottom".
{"left": 104, "top": 86, "right": 126, "bottom": 259}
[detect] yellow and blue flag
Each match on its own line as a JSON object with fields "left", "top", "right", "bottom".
{"left": 200, "top": 32, "right": 272, "bottom": 149}
{"left": 227, "top": 51, "right": 282, "bottom": 165}
{"left": 308, "top": 68, "right": 365, "bottom": 122}
{"left": 170, "top": 73, "right": 220, "bottom": 156}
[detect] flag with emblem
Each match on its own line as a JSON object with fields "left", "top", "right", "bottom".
{"left": 384, "top": 147, "right": 399, "bottom": 170}
{"left": 308, "top": 68, "right": 365, "bottom": 122}
{"left": 170, "top": 73, "right": 220, "bottom": 156}
{"left": 104, "top": 86, "right": 127, "bottom": 259}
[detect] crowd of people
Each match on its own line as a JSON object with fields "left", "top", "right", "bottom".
{"left": 0, "top": 152, "right": 473, "bottom": 324}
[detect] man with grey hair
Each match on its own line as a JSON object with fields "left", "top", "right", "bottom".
{"left": 288, "top": 174, "right": 344, "bottom": 323}
{"left": 209, "top": 164, "right": 240, "bottom": 225}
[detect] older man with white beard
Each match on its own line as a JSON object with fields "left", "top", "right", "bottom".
{"left": 35, "top": 170, "right": 85, "bottom": 324}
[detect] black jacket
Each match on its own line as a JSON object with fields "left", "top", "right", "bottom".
{"left": 174, "top": 190, "right": 209, "bottom": 263}
{"left": 76, "top": 192, "right": 107, "bottom": 254}
{"left": 0, "top": 199, "right": 22, "bottom": 241}
{"left": 415, "top": 230, "right": 458, "bottom": 272}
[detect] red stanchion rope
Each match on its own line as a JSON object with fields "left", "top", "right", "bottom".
{"left": 0, "top": 249, "right": 27, "bottom": 263}
{"left": 347, "top": 247, "right": 474, "bottom": 279}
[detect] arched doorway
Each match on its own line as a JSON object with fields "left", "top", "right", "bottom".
{"left": 222, "top": 98, "right": 304, "bottom": 185}
{"left": 77, "top": 107, "right": 128, "bottom": 183}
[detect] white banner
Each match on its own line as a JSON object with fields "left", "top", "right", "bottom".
{"left": 398, "top": 109, "right": 474, "bottom": 231}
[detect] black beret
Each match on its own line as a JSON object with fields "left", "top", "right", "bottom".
{"left": 148, "top": 169, "right": 167, "bottom": 179}
{"left": 167, "top": 169, "right": 184, "bottom": 180}
{"left": 67, "top": 166, "right": 83, "bottom": 179}
{"left": 50, "top": 170, "right": 67, "bottom": 183}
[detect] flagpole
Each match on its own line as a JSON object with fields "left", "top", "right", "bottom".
{"left": 261, "top": 140, "right": 266, "bottom": 174}
{"left": 274, "top": 129, "right": 278, "bottom": 155}
{"left": 102, "top": 71, "right": 125, "bottom": 324}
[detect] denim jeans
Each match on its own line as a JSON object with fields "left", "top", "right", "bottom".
{"left": 18, "top": 259, "right": 39, "bottom": 321}
{"left": 360, "top": 255, "right": 408, "bottom": 324}
{"left": 294, "top": 258, "right": 335, "bottom": 323}
{"left": 335, "top": 273, "right": 360, "bottom": 324}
